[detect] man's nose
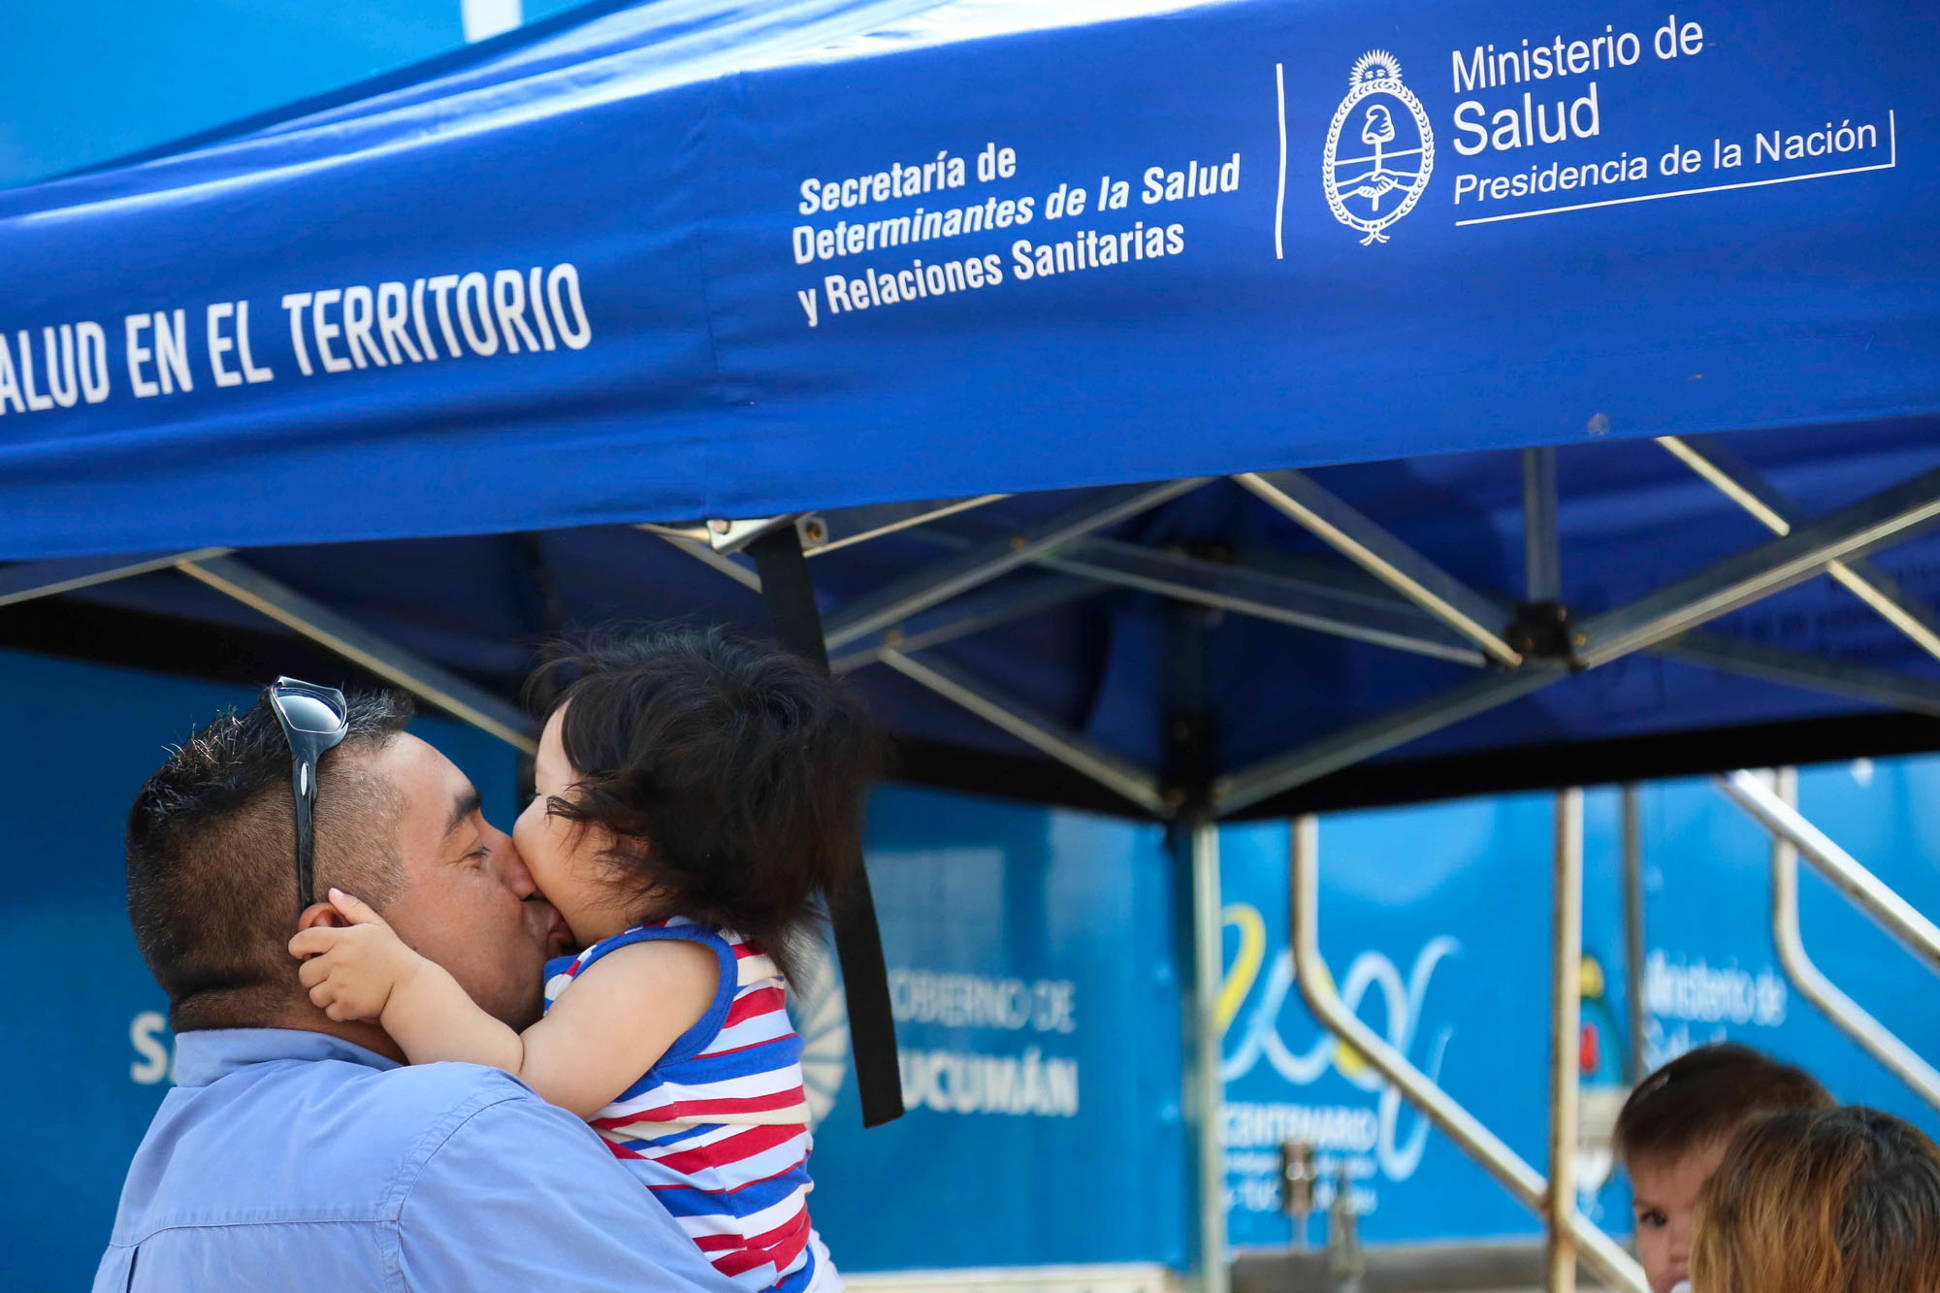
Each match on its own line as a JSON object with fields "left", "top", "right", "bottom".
{"left": 490, "top": 822, "right": 537, "bottom": 900}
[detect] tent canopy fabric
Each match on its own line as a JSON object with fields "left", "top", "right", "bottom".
{"left": 2, "top": 0, "right": 1938, "bottom": 817}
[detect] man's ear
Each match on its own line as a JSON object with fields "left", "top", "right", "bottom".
{"left": 296, "top": 900, "right": 350, "bottom": 932}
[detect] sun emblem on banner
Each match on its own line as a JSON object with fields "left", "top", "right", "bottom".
{"left": 1322, "top": 50, "right": 1435, "bottom": 244}
{"left": 787, "top": 938, "right": 851, "bottom": 1128}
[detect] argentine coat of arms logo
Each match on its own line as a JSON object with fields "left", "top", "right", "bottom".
{"left": 1322, "top": 51, "right": 1435, "bottom": 244}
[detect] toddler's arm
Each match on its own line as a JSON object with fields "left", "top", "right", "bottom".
{"left": 290, "top": 889, "right": 718, "bottom": 1117}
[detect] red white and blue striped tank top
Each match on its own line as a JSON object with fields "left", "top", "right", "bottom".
{"left": 543, "top": 918, "right": 836, "bottom": 1293}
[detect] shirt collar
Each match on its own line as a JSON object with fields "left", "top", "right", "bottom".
{"left": 172, "top": 1028, "right": 402, "bottom": 1086}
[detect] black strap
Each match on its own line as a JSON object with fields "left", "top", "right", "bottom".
{"left": 746, "top": 525, "right": 905, "bottom": 1128}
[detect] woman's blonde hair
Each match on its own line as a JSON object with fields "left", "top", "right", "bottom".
{"left": 1693, "top": 1105, "right": 1940, "bottom": 1292}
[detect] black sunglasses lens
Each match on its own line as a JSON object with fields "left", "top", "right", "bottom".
{"left": 278, "top": 693, "right": 346, "bottom": 735}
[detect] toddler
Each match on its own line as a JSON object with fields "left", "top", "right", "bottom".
{"left": 1613, "top": 1042, "right": 1832, "bottom": 1293}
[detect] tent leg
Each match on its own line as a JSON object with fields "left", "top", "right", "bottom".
{"left": 1184, "top": 818, "right": 1230, "bottom": 1293}
{"left": 1163, "top": 599, "right": 1227, "bottom": 1293}
{"left": 1547, "top": 789, "right": 1583, "bottom": 1293}
{"left": 745, "top": 526, "right": 904, "bottom": 1129}
{"left": 1288, "top": 816, "right": 1648, "bottom": 1293}
{"left": 1620, "top": 784, "right": 1648, "bottom": 1086}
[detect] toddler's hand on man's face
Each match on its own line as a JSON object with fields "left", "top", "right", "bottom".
{"left": 289, "top": 888, "right": 426, "bottom": 1023}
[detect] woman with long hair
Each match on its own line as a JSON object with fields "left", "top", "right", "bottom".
{"left": 1693, "top": 1104, "right": 1940, "bottom": 1291}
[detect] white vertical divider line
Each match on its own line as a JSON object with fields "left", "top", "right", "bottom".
{"left": 1273, "top": 64, "right": 1289, "bottom": 259}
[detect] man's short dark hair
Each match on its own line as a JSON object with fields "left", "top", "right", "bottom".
{"left": 1615, "top": 1041, "right": 1834, "bottom": 1168}
{"left": 126, "top": 689, "right": 416, "bottom": 1031}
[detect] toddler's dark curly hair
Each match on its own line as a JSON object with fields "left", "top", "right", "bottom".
{"left": 530, "top": 626, "right": 883, "bottom": 982}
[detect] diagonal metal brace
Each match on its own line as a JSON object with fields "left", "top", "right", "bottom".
{"left": 878, "top": 648, "right": 1168, "bottom": 816}
{"left": 1212, "top": 666, "right": 1562, "bottom": 815}
{"left": 1236, "top": 470, "right": 1524, "bottom": 667}
{"left": 802, "top": 495, "right": 1010, "bottom": 556}
{"left": 830, "top": 573, "right": 1099, "bottom": 674}
{"left": 1578, "top": 464, "right": 1940, "bottom": 667}
{"left": 649, "top": 531, "right": 764, "bottom": 593}
{"left": 1660, "top": 435, "right": 1940, "bottom": 663}
{"left": 1215, "top": 465, "right": 1940, "bottom": 814}
{"left": 0, "top": 548, "right": 235, "bottom": 608}
{"left": 824, "top": 479, "right": 1208, "bottom": 651}
{"left": 905, "top": 521, "right": 1492, "bottom": 665}
{"left": 1038, "top": 537, "right": 1488, "bottom": 665}
{"left": 179, "top": 555, "right": 536, "bottom": 752}
{"left": 1657, "top": 633, "right": 1940, "bottom": 718}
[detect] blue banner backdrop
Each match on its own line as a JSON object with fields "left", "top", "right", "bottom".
{"left": 1216, "top": 776, "right": 1940, "bottom": 1249}
{"left": 808, "top": 788, "right": 1189, "bottom": 1270}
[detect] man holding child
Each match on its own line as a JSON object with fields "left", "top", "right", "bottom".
{"left": 93, "top": 685, "right": 738, "bottom": 1291}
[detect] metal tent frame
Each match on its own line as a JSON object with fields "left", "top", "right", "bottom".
{"left": 10, "top": 439, "right": 1940, "bottom": 1293}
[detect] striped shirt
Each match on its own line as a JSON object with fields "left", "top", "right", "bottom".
{"left": 543, "top": 919, "right": 836, "bottom": 1293}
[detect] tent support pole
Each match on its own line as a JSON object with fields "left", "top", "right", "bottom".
{"left": 824, "top": 479, "right": 1208, "bottom": 651}
{"left": 1219, "top": 466, "right": 1940, "bottom": 816}
{"left": 830, "top": 576, "right": 1099, "bottom": 674}
{"left": 876, "top": 648, "right": 1167, "bottom": 816}
{"left": 648, "top": 531, "right": 763, "bottom": 592}
{"left": 177, "top": 555, "right": 537, "bottom": 752}
{"left": 1164, "top": 599, "right": 1226, "bottom": 1293}
{"left": 744, "top": 526, "right": 905, "bottom": 1129}
{"left": 1524, "top": 448, "right": 1561, "bottom": 604}
{"left": 0, "top": 548, "right": 234, "bottom": 608}
{"left": 1659, "top": 435, "right": 1940, "bottom": 662}
{"left": 1620, "top": 784, "right": 1648, "bottom": 1086}
{"left": 906, "top": 524, "right": 1490, "bottom": 665}
{"left": 1184, "top": 817, "right": 1230, "bottom": 1293}
{"left": 1288, "top": 816, "right": 1648, "bottom": 1293}
{"left": 1753, "top": 768, "right": 1940, "bottom": 1110}
{"left": 1213, "top": 669, "right": 1561, "bottom": 815}
{"left": 904, "top": 520, "right": 1940, "bottom": 708}
{"left": 1031, "top": 538, "right": 1487, "bottom": 665}
{"left": 1546, "top": 788, "right": 1583, "bottom": 1293}
{"left": 1652, "top": 632, "right": 1940, "bottom": 717}
{"left": 801, "top": 495, "right": 1012, "bottom": 556}
{"left": 1236, "top": 470, "right": 1524, "bottom": 666}
{"left": 1577, "top": 465, "right": 1940, "bottom": 666}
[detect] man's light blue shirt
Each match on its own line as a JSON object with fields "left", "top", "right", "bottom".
{"left": 94, "top": 1028, "right": 743, "bottom": 1292}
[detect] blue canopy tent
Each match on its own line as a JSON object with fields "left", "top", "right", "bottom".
{"left": 4, "top": 0, "right": 1938, "bottom": 1286}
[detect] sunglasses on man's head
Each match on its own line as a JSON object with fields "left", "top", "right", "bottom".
{"left": 266, "top": 677, "right": 349, "bottom": 914}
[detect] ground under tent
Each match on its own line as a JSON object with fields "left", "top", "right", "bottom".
{"left": 3, "top": 0, "right": 1938, "bottom": 1289}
